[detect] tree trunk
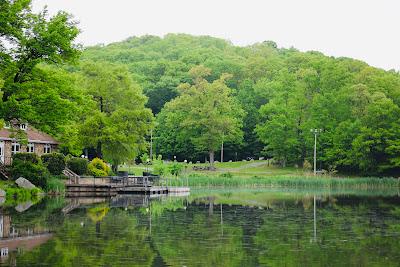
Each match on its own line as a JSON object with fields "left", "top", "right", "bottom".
{"left": 96, "top": 141, "right": 102, "bottom": 159}
{"left": 209, "top": 150, "right": 215, "bottom": 168}
{"left": 112, "top": 164, "right": 118, "bottom": 174}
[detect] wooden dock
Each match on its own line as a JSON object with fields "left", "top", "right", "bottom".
{"left": 66, "top": 184, "right": 189, "bottom": 197}
{"left": 63, "top": 169, "right": 190, "bottom": 197}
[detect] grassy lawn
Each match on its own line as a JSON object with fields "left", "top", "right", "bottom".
{"left": 119, "top": 160, "right": 342, "bottom": 178}
{"left": 118, "top": 160, "right": 400, "bottom": 188}
{"left": 119, "top": 160, "right": 305, "bottom": 177}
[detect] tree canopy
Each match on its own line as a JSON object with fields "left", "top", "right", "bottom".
{"left": 156, "top": 66, "right": 244, "bottom": 165}
{"left": 76, "top": 61, "right": 153, "bottom": 171}
{"left": 0, "top": 0, "right": 81, "bottom": 121}
{"left": 81, "top": 34, "right": 400, "bottom": 175}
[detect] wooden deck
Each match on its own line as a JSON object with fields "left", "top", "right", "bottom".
{"left": 66, "top": 184, "right": 189, "bottom": 197}
{"left": 64, "top": 169, "right": 190, "bottom": 197}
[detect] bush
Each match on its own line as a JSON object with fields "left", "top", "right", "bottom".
{"left": 67, "top": 157, "right": 88, "bottom": 175}
{"left": 219, "top": 172, "right": 233, "bottom": 178}
{"left": 88, "top": 158, "right": 111, "bottom": 177}
{"left": 12, "top": 153, "right": 40, "bottom": 164}
{"left": 153, "top": 155, "right": 166, "bottom": 176}
{"left": 168, "top": 162, "right": 183, "bottom": 177}
{"left": 41, "top": 153, "right": 66, "bottom": 175}
{"left": 11, "top": 158, "right": 48, "bottom": 188}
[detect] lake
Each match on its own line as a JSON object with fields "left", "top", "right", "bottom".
{"left": 0, "top": 188, "right": 399, "bottom": 266}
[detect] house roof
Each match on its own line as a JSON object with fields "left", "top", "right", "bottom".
{"left": 0, "top": 125, "right": 59, "bottom": 144}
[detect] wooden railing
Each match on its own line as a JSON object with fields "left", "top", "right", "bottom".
{"left": 62, "top": 168, "right": 80, "bottom": 184}
{"left": 0, "top": 158, "right": 10, "bottom": 180}
{"left": 110, "top": 176, "right": 159, "bottom": 188}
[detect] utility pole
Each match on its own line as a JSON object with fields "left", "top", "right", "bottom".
{"left": 310, "top": 129, "right": 322, "bottom": 175}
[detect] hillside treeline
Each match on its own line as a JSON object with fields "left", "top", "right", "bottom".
{"left": 81, "top": 34, "right": 400, "bottom": 175}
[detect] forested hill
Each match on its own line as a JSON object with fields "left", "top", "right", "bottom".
{"left": 81, "top": 34, "right": 400, "bottom": 176}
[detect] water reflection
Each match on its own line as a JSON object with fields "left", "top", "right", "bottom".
{"left": 0, "top": 211, "right": 52, "bottom": 265}
{"left": 0, "top": 189, "right": 399, "bottom": 266}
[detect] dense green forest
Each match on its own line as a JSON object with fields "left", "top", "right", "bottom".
{"left": 80, "top": 34, "right": 400, "bottom": 175}
{"left": 1, "top": 1, "right": 399, "bottom": 175}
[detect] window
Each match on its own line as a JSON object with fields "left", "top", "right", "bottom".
{"left": 20, "top": 123, "right": 27, "bottom": 131}
{"left": 11, "top": 143, "right": 20, "bottom": 155}
{"left": 1, "top": 247, "right": 8, "bottom": 257}
{"left": 44, "top": 144, "right": 51, "bottom": 154}
{"left": 27, "top": 143, "right": 34, "bottom": 153}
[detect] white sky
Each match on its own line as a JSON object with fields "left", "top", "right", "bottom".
{"left": 32, "top": 0, "right": 400, "bottom": 71}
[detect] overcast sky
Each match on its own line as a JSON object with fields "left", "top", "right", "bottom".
{"left": 32, "top": 0, "right": 400, "bottom": 71}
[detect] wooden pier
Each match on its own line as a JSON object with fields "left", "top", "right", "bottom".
{"left": 63, "top": 168, "right": 190, "bottom": 197}
{"left": 64, "top": 174, "right": 190, "bottom": 197}
{"left": 66, "top": 184, "right": 189, "bottom": 197}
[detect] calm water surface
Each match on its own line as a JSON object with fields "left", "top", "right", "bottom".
{"left": 0, "top": 189, "right": 399, "bottom": 266}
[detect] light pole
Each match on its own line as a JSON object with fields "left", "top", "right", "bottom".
{"left": 310, "top": 129, "right": 323, "bottom": 175}
{"left": 149, "top": 129, "right": 153, "bottom": 160}
{"left": 220, "top": 139, "right": 224, "bottom": 163}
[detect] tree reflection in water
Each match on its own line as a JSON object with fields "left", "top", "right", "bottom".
{"left": 0, "top": 190, "right": 399, "bottom": 266}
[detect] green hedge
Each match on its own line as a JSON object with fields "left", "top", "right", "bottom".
{"left": 11, "top": 157, "right": 48, "bottom": 188}
{"left": 67, "top": 157, "right": 88, "bottom": 175}
{"left": 12, "top": 152, "right": 40, "bottom": 164}
{"left": 41, "top": 153, "right": 66, "bottom": 175}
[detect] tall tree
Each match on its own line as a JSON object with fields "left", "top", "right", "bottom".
{"left": 78, "top": 62, "right": 153, "bottom": 171}
{"left": 158, "top": 66, "right": 244, "bottom": 166}
{"left": 0, "top": 0, "right": 80, "bottom": 121}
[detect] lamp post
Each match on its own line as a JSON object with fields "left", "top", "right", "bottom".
{"left": 310, "top": 129, "right": 323, "bottom": 175}
{"left": 149, "top": 129, "right": 153, "bottom": 160}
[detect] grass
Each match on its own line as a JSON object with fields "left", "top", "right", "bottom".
{"left": 2, "top": 186, "right": 42, "bottom": 206}
{"left": 46, "top": 176, "right": 66, "bottom": 194}
{"left": 119, "top": 160, "right": 400, "bottom": 189}
{"left": 119, "top": 160, "right": 305, "bottom": 177}
{"left": 162, "top": 175, "right": 400, "bottom": 189}
{"left": 0, "top": 179, "right": 44, "bottom": 206}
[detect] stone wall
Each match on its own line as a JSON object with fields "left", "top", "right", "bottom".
{"left": 4, "top": 141, "right": 12, "bottom": 165}
{"left": 35, "top": 143, "right": 44, "bottom": 157}
{"left": 1, "top": 141, "right": 58, "bottom": 165}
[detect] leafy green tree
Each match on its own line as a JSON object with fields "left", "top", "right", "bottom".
{"left": 77, "top": 62, "right": 153, "bottom": 171}
{"left": 158, "top": 66, "right": 244, "bottom": 166}
{"left": 0, "top": 0, "right": 80, "bottom": 121}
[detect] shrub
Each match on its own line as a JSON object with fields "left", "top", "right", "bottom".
{"left": 168, "top": 162, "right": 183, "bottom": 177}
{"left": 303, "top": 160, "right": 312, "bottom": 171}
{"left": 219, "top": 172, "right": 233, "bottom": 178}
{"left": 67, "top": 157, "right": 88, "bottom": 175}
{"left": 12, "top": 153, "right": 40, "bottom": 164}
{"left": 11, "top": 158, "right": 48, "bottom": 188}
{"left": 153, "top": 155, "right": 166, "bottom": 176}
{"left": 41, "top": 153, "right": 66, "bottom": 175}
{"left": 88, "top": 158, "right": 111, "bottom": 177}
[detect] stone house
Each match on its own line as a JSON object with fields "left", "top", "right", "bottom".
{"left": 0, "top": 121, "right": 59, "bottom": 165}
